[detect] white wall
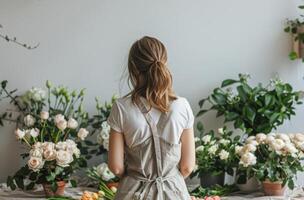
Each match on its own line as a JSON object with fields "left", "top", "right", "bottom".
{"left": 1, "top": 0, "right": 304, "bottom": 185}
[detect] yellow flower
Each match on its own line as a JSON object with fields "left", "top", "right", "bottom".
{"left": 98, "top": 190, "right": 105, "bottom": 197}
{"left": 110, "top": 186, "right": 117, "bottom": 193}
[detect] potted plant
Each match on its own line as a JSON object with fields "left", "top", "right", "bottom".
{"left": 0, "top": 80, "right": 89, "bottom": 197}
{"left": 191, "top": 124, "right": 240, "bottom": 187}
{"left": 197, "top": 74, "right": 302, "bottom": 136}
{"left": 284, "top": 5, "right": 304, "bottom": 61}
{"left": 236, "top": 133, "right": 304, "bottom": 196}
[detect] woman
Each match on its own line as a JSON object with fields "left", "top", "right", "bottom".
{"left": 107, "top": 36, "right": 196, "bottom": 200}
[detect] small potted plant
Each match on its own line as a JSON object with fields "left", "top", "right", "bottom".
{"left": 236, "top": 133, "right": 304, "bottom": 196}
{"left": 191, "top": 124, "right": 240, "bottom": 187}
{"left": 0, "top": 80, "right": 90, "bottom": 197}
{"left": 284, "top": 5, "right": 304, "bottom": 61}
{"left": 197, "top": 74, "right": 302, "bottom": 136}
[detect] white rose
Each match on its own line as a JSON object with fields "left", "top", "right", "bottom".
{"left": 284, "top": 142, "right": 298, "bottom": 156}
{"left": 42, "top": 142, "right": 55, "bottom": 151}
{"left": 28, "top": 156, "right": 44, "bottom": 172}
{"left": 195, "top": 145, "right": 204, "bottom": 152}
{"left": 30, "top": 88, "right": 46, "bottom": 101}
{"left": 240, "top": 152, "right": 257, "bottom": 167}
{"left": 32, "top": 142, "right": 43, "bottom": 149}
{"left": 219, "top": 139, "right": 230, "bottom": 146}
{"left": 15, "top": 129, "right": 25, "bottom": 139}
{"left": 43, "top": 149, "right": 57, "bottom": 161}
{"left": 218, "top": 128, "right": 224, "bottom": 134}
{"left": 256, "top": 133, "right": 267, "bottom": 144}
{"left": 194, "top": 137, "right": 200, "bottom": 143}
{"left": 24, "top": 115, "right": 35, "bottom": 127}
{"left": 270, "top": 139, "right": 285, "bottom": 151}
{"left": 219, "top": 150, "right": 229, "bottom": 160}
{"left": 73, "top": 148, "right": 80, "bottom": 158}
{"left": 56, "top": 141, "right": 67, "bottom": 150}
{"left": 96, "top": 163, "right": 115, "bottom": 181}
{"left": 54, "top": 114, "right": 65, "bottom": 125}
{"left": 97, "top": 132, "right": 104, "bottom": 145}
{"left": 235, "top": 145, "right": 243, "bottom": 155}
{"left": 56, "top": 119, "right": 67, "bottom": 131}
{"left": 277, "top": 133, "right": 290, "bottom": 143}
{"left": 30, "top": 148, "right": 43, "bottom": 158}
{"left": 295, "top": 133, "right": 304, "bottom": 142}
{"left": 101, "top": 121, "right": 111, "bottom": 132}
{"left": 29, "top": 128, "right": 40, "bottom": 138}
{"left": 202, "top": 135, "right": 211, "bottom": 144}
{"left": 246, "top": 136, "right": 256, "bottom": 143}
{"left": 244, "top": 143, "right": 257, "bottom": 153}
{"left": 103, "top": 139, "right": 109, "bottom": 151}
{"left": 248, "top": 140, "right": 258, "bottom": 146}
{"left": 40, "top": 111, "right": 49, "bottom": 120}
{"left": 67, "top": 118, "right": 78, "bottom": 129}
{"left": 56, "top": 150, "right": 74, "bottom": 167}
{"left": 77, "top": 128, "right": 89, "bottom": 140}
{"left": 208, "top": 144, "right": 218, "bottom": 155}
{"left": 266, "top": 135, "right": 275, "bottom": 144}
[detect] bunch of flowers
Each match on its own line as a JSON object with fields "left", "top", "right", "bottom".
{"left": 236, "top": 133, "right": 304, "bottom": 189}
{"left": 192, "top": 124, "right": 241, "bottom": 177}
{"left": 1, "top": 80, "right": 89, "bottom": 192}
{"left": 86, "top": 96, "right": 117, "bottom": 155}
{"left": 86, "top": 163, "right": 118, "bottom": 200}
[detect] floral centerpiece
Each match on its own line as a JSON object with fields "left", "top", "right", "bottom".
{"left": 192, "top": 123, "right": 240, "bottom": 187}
{"left": 197, "top": 74, "right": 303, "bottom": 136}
{"left": 236, "top": 133, "right": 304, "bottom": 195}
{"left": 0, "top": 80, "right": 90, "bottom": 197}
{"left": 86, "top": 162, "right": 118, "bottom": 200}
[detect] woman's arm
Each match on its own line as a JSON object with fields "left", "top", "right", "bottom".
{"left": 179, "top": 128, "right": 196, "bottom": 178}
{"left": 108, "top": 129, "right": 125, "bottom": 177}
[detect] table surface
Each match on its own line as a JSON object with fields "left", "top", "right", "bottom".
{"left": 1, "top": 184, "right": 304, "bottom": 200}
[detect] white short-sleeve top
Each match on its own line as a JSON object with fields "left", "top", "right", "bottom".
{"left": 107, "top": 96, "right": 194, "bottom": 148}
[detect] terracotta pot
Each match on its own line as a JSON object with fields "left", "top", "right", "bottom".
{"left": 106, "top": 182, "right": 119, "bottom": 189}
{"left": 42, "top": 181, "right": 66, "bottom": 197}
{"left": 262, "top": 180, "right": 285, "bottom": 196}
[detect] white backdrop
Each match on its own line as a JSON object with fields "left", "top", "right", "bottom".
{"left": 1, "top": 0, "right": 304, "bottom": 184}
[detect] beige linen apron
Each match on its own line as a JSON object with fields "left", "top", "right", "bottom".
{"left": 114, "top": 98, "right": 191, "bottom": 200}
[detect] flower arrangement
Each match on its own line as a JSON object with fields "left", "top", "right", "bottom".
{"left": 236, "top": 133, "right": 304, "bottom": 192}
{"left": 86, "top": 163, "right": 118, "bottom": 200}
{"left": 86, "top": 96, "right": 117, "bottom": 156}
{"left": 0, "top": 80, "right": 89, "bottom": 196}
{"left": 197, "top": 74, "right": 303, "bottom": 136}
{"left": 192, "top": 124, "right": 240, "bottom": 180}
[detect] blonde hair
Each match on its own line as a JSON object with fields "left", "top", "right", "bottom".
{"left": 126, "top": 36, "right": 177, "bottom": 113}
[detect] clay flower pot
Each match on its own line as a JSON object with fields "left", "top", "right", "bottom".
{"left": 42, "top": 181, "right": 66, "bottom": 197}
{"left": 262, "top": 180, "right": 285, "bottom": 196}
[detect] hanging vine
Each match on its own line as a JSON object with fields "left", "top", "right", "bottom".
{"left": 0, "top": 24, "right": 39, "bottom": 50}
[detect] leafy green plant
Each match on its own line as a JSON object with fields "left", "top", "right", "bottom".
{"left": 284, "top": 5, "right": 304, "bottom": 61}
{"left": 190, "top": 184, "right": 238, "bottom": 198}
{"left": 197, "top": 74, "right": 303, "bottom": 136}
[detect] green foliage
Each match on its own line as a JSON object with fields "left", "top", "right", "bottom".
{"left": 190, "top": 184, "right": 238, "bottom": 198}
{"left": 197, "top": 74, "right": 302, "bottom": 136}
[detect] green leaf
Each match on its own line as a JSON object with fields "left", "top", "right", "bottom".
{"left": 51, "top": 181, "right": 58, "bottom": 192}
{"left": 221, "top": 79, "right": 238, "bottom": 87}
{"left": 289, "top": 51, "right": 298, "bottom": 60}
{"left": 234, "top": 118, "right": 244, "bottom": 129}
{"left": 25, "top": 182, "right": 35, "bottom": 190}
{"left": 1, "top": 80, "right": 8, "bottom": 89}
{"left": 70, "top": 179, "right": 77, "bottom": 187}
{"left": 237, "top": 85, "right": 247, "bottom": 101}
{"left": 15, "top": 176, "right": 24, "bottom": 189}
{"left": 299, "top": 5, "right": 304, "bottom": 9}
{"left": 55, "top": 166, "right": 64, "bottom": 175}
{"left": 269, "top": 113, "right": 280, "bottom": 124}
{"left": 288, "top": 179, "right": 295, "bottom": 190}
{"left": 196, "top": 121, "right": 204, "bottom": 132}
{"left": 265, "top": 94, "right": 272, "bottom": 107}
{"left": 225, "top": 112, "right": 239, "bottom": 122}
{"left": 243, "top": 106, "right": 256, "bottom": 124}
{"left": 198, "top": 98, "right": 207, "bottom": 108}
{"left": 211, "top": 93, "right": 226, "bottom": 105}
{"left": 196, "top": 109, "right": 209, "bottom": 117}
{"left": 46, "top": 173, "right": 56, "bottom": 182}
{"left": 284, "top": 26, "right": 290, "bottom": 33}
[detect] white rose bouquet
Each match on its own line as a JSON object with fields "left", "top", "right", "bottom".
{"left": 192, "top": 123, "right": 241, "bottom": 179}
{"left": 236, "top": 133, "right": 304, "bottom": 189}
{"left": 0, "top": 80, "right": 90, "bottom": 196}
